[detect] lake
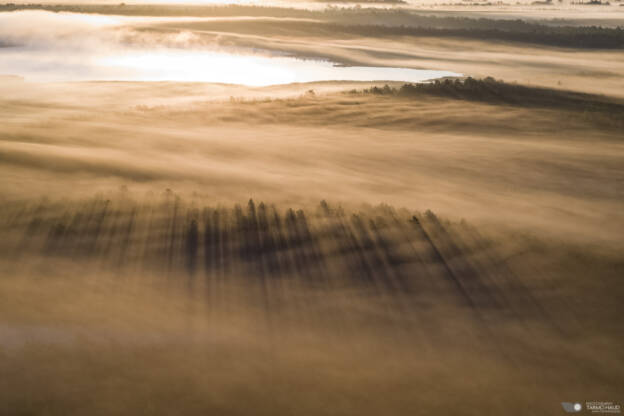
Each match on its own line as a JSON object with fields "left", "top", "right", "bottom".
{"left": 0, "top": 10, "right": 460, "bottom": 85}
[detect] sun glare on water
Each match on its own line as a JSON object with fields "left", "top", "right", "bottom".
{"left": 97, "top": 50, "right": 459, "bottom": 86}
{"left": 0, "top": 10, "right": 460, "bottom": 85}
{"left": 99, "top": 51, "right": 296, "bottom": 86}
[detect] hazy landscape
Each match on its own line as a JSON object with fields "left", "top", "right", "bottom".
{"left": 0, "top": 2, "right": 623, "bottom": 415}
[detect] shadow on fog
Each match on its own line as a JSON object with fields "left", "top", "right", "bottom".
{"left": 2, "top": 194, "right": 623, "bottom": 415}
{"left": 3, "top": 194, "right": 551, "bottom": 322}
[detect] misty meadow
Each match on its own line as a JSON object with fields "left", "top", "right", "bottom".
{"left": 0, "top": 2, "right": 623, "bottom": 415}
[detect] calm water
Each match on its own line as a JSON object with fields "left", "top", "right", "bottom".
{"left": 0, "top": 10, "right": 460, "bottom": 85}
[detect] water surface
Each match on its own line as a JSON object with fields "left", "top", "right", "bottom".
{"left": 0, "top": 10, "right": 460, "bottom": 85}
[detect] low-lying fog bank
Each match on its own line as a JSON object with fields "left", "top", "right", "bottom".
{"left": 1, "top": 194, "right": 622, "bottom": 415}
{"left": 1, "top": 4, "right": 623, "bottom": 415}
{"left": 1, "top": 79, "right": 622, "bottom": 246}
{"left": 2, "top": 7, "right": 623, "bottom": 95}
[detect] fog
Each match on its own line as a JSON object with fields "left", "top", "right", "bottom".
{"left": 0, "top": 11, "right": 459, "bottom": 84}
{"left": 1, "top": 4, "right": 623, "bottom": 416}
